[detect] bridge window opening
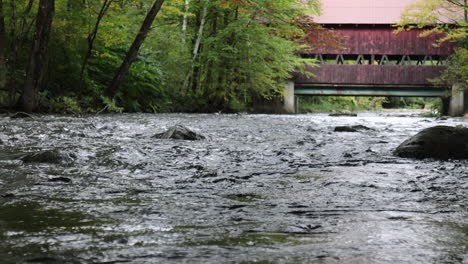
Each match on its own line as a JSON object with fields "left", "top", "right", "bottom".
{"left": 380, "top": 55, "right": 390, "bottom": 65}
{"left": 335, "top": 54, "right": 345, "bottom": 64}
{"left": 301, "top": 54, "right": 448, "bottom": 65}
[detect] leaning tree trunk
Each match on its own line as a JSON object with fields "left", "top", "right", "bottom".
{"left": 183, "top": 1, "right": 208, "bottom": 92}
{"left": 181, "top": 0, "right": 189, "bottom": 49}
{"left": 105, "top": 0, "right": 165, "bottom": 97}
{"left": 18, "top": 0, "right": 54, "bottom": 112}
{"left": 0, "top": 0, "right": 6, "bottom": 92}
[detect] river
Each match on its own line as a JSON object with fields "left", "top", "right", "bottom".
{"left": 0, "top": 111, "right": 466, "bottom": 264}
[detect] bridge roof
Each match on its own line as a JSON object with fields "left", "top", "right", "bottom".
{"left": 314, "top": 0, "right": 419, "bottom": 24}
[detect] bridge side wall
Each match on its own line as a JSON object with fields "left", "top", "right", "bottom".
{"left": 310, "top": 27, "right": 455, "bottom": 55}
{"left": 293, "top": 65, "right": 447, "bottom": 86}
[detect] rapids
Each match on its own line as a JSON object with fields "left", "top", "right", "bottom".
{"left": 0, "top": 112, "right": 466, "bottom": 263}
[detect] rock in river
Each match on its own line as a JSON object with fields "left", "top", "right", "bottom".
{"left": 329, "top": 110, "right": 357, "bottom": 117}
{"left": 0, "top": 149, "right": 71, "bottom": 164}
{"left": 394, "top": 126, "right": 468, "bottom": 160}
{"left": 153, "top": 125, "right": 205, "bottom": 140}
{"left": 20, "top": 150, "right": 65, "bottom": 164}
{"left": 334, "top": 125, "right": 373, "bottom": 132}
{"left": 10, "top": 112, "right": 35, "bottom": 119}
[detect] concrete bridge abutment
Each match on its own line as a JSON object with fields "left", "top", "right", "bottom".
{"left": 251, "top": 81, "right": 297, "bottom": 114}
{"left": 448, "top": 83, "right": 468, "bottom": 117}
{"left": 283, "top": 81, "right": 296, "bottom": 114}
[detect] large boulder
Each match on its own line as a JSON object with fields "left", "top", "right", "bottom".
{"left": 394, "top": 126, "right": 468, "bottom": 160}
{"left": 153, "top": 125, "right": 205, "bottom": 140}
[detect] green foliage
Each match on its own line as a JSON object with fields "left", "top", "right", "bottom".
{"left": 383, "top": 97, "right": 426, "bottom": 109}
{"left": 101, "top": 96, "right": 124, "bottom": 113}
{"left": 395, "top": 0, "right": 468, "bottom": 45}
{"left": 383, "top": 97, "right": 444, "bottom": 115}
{"left": 396, "top": 0, "right": 467, "bottom": 104}
{"left": 117, "top": 52, "right": 168, "bottom": 112}
{"left": 432, "top": 48, "right": 468, "bottom": 90}
{"left": 177, "top": 0, "right": 317, "bottom": 112}
{"left": 299, "top": 96, "right": 387, "bottom": 112}
{"left": 42, "top": 96, "right": 83, "bottom": 114}
{"left": 0, "top": 0, "right": 320, "bottom": 113}
{"left": 299, "top": 96, "right": 445, "bottom": 113}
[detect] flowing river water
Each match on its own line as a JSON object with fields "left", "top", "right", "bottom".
{"left": 0, "top": 112, "right": 466, "bottom": 264}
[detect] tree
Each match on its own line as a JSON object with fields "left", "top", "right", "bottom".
{"left": 396, "top": 0, "right": 468, "bottom": 91}
{"left": 396, "top": 0, "right": 467, "bottom": 45}
{"left": 169, "top": 0, "right": 319, "bottom": 111}
{"left": 8, "top": 0, "right": 35, "bottom": 106}
{"left": 0, "top": 0, "right": 6, "bottom": 93}
{"left": 433, "top": 47, "right": 468, "bottom": 87}
{"left": 18, "top": 0, "right": 55, "bottom": 112}
{"left": 0, "top": 0, "right": 322, "bottom": 113}
{"left": 105, "top": 0, "right": 166, "bottom": 98}
{"left": 79, "top": 0, "right": 114, "bottom": 82}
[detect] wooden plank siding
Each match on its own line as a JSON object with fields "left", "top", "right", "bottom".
{"left": 293, "top": 65, "right": 447, "bottom": 86}
{"left": 309, "top": 28, "right": 456, "bottom": 56}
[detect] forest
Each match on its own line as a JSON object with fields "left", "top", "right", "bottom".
{"left": 0, "top": 0, "right": 324, "bottom": 113}
{"left": 0, "top": 0, "right": 466, "bottom": 114}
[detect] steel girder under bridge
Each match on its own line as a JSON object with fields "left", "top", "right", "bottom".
{"left": 294, "top": 84, "right": 447, "bottom": 97}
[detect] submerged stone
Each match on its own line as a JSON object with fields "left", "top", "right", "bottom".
{"left": 334, "top": 125, "right": 373, "bottom": 132}
{"left": 329, "top": 110, "right": 357, "bottom": 117}
{"left": 20, "top": 150, "right": 64, "bottom": 164}
{"left": 394, "top": 126, "right": 468, "bottom": 160}
{"left": 21, "top": 257, "right": 78, "bottom": 264}
{"left": 10, "top": 112, "right": 35, "bottom": 119}
{"left": 48, "top": 176, "right": 72, "bottom": 183}
{"left": 153, "top": 125, "right": 205, "bottom": 140}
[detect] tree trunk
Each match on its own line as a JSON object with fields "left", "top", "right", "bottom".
{"left": 181, "top": 0, "right": 189, "bottom": 49}
{"left": 465, "top": 0, "right": 467, "bottom": 23}
{"left": 192, "top": 4, "right": 207, "bottom": 59}
{"left": 0, "top": 0, "right": 6, "bottom": 91}
{"left": 183, "top": 1, "right": 208, "bottom": 91}
{"left": 80, "top": 0, "right": 113, "bottom": 81}
{"left": 9, "top": 0, "right": 34, "bottom": 107}
{"left": 9, "top": 0, "right": 15, "bottom": 53}
{"left": 18, "top": 0, "right": 54, "bottom": 112}
{"left": 105, "top": 0, "right": 166, "bottom": 97}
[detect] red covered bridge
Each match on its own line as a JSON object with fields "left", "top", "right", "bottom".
{"left": 287, "top": 0, "right": 458, "bottom": 110}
